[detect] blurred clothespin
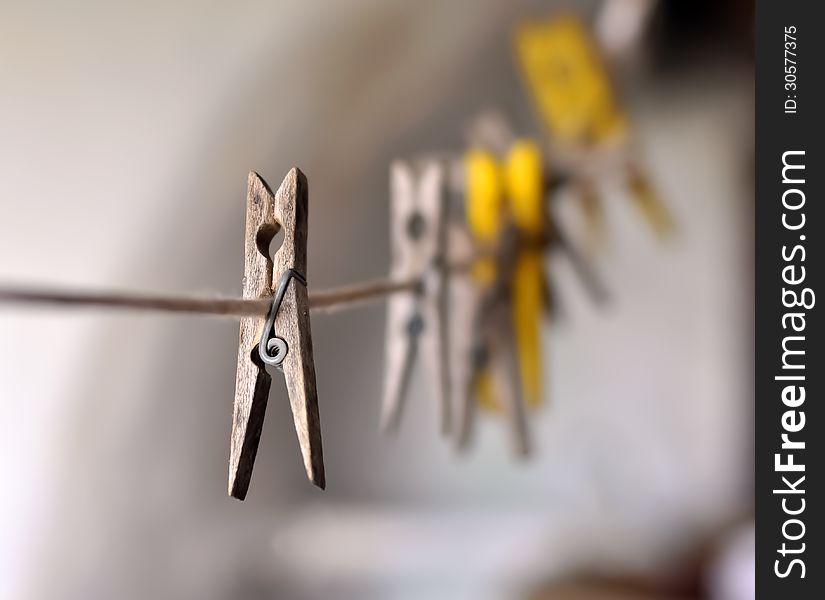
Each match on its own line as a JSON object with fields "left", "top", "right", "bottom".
{"left": 459, "top": 110, "right": 610, "bottom": 436}
{"left": 381, "top": 159, "right": 450, "bottom": 434}
{"left": 504, "top": 140, "right": 546, "bottom": 409}
{"left": 457, "top": 148, "right": 530, "bottom": 456}
{"left": 446, "top": 220, "right": 483, "bottom": 450}
{"left": 514, "top": 14, "right": 628, "bottom": 147}
{"left": 229, "top": 169, "right": 324, "bottom": 499}
{"left": 465, "top": 113, "right": 549, "bottom": 414}
{"left": 467, "top": 110, "right": 550, "bottom": 418}
{"left": 513, "top": 14, "right": 674, "bottom": 246}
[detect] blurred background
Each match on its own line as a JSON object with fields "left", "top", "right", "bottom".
{"left": 0, "top": 1, "right": 753, "bottom": 598}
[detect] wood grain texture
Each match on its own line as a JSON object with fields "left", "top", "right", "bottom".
{"left": 229, "top": 169, "right": 324, "bottom": 500}
{"left": 270, "top": 168, "right": 325, "bottom": 490}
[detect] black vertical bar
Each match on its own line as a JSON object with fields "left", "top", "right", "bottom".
{"left": 756, "top": 1, "right": 824, "bottom": 597}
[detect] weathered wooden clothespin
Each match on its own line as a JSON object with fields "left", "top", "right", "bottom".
{"left": 381, "top": 159, "right": 450, "bottom": 434}
{"left": 229, "top": 169, "right": 324, "bottom": 499}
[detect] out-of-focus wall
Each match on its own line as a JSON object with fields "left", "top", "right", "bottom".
{"left": 0, "top": 1, "right": 751, "bottom": 599}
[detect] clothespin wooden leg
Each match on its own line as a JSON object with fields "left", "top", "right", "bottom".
{"left": 578, "top": 179, "right": 606, "bottom": 259}
{"left": 489, "top": 303, "right": 530, "bottom": 457}
{"left": 381, "top": 290, "right": 418, "bottom": 431}
{"left": 229, "top": 169, "right": 324, "bottom": 500}
{"left": 418, "top": 275, "right": 450, "bottom": 434}
{"left": 552, "top": 222, "right": 610, "bottom": 305}
{"left": 447, "top": 223, "right": 481, "bottom": 450}
{"left": 626, "top": 162, "right": 674, "bottom": 239}
{"left": 451, "top": 275, "right": 482, "bottom": 450}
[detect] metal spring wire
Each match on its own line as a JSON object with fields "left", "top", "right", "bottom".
{"left": 258, "top": 268, "right": 307, "bottom": 367}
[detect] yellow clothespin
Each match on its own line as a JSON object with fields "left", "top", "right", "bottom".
{"left": 504, "top": 140, "right": 546, "bottom": 409}
{"left": 514, "top": 14, "right": 673, "bottom": 244}
{"left": 514, "top": 14, "right": 627, "bottom": 147}
{"left": 459, "top": 148, "right": 530, "bottom": 456}
{"left": 465, "top": 111, "right": 550, "bottom": 413}
{"left": 382, "top": 159, "right": 450, "bottom": 434}
{"left": 229, "top": 169, "right": 324, "bottom": 499}
{"left": 463, "top": 126, "right": 607, "bottom": 419}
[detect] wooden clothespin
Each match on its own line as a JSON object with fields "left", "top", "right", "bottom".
{"left": 381, "top": 159, "right": 449, "bottom": 434}
{"left": 455, "top": 148, "right": 531, "bottom": 456}
{"left": 446, "top": 221, "right": 483, "bottom": 449}
{"left": 229, "top": 169, "right": 324, "bottom": 499}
